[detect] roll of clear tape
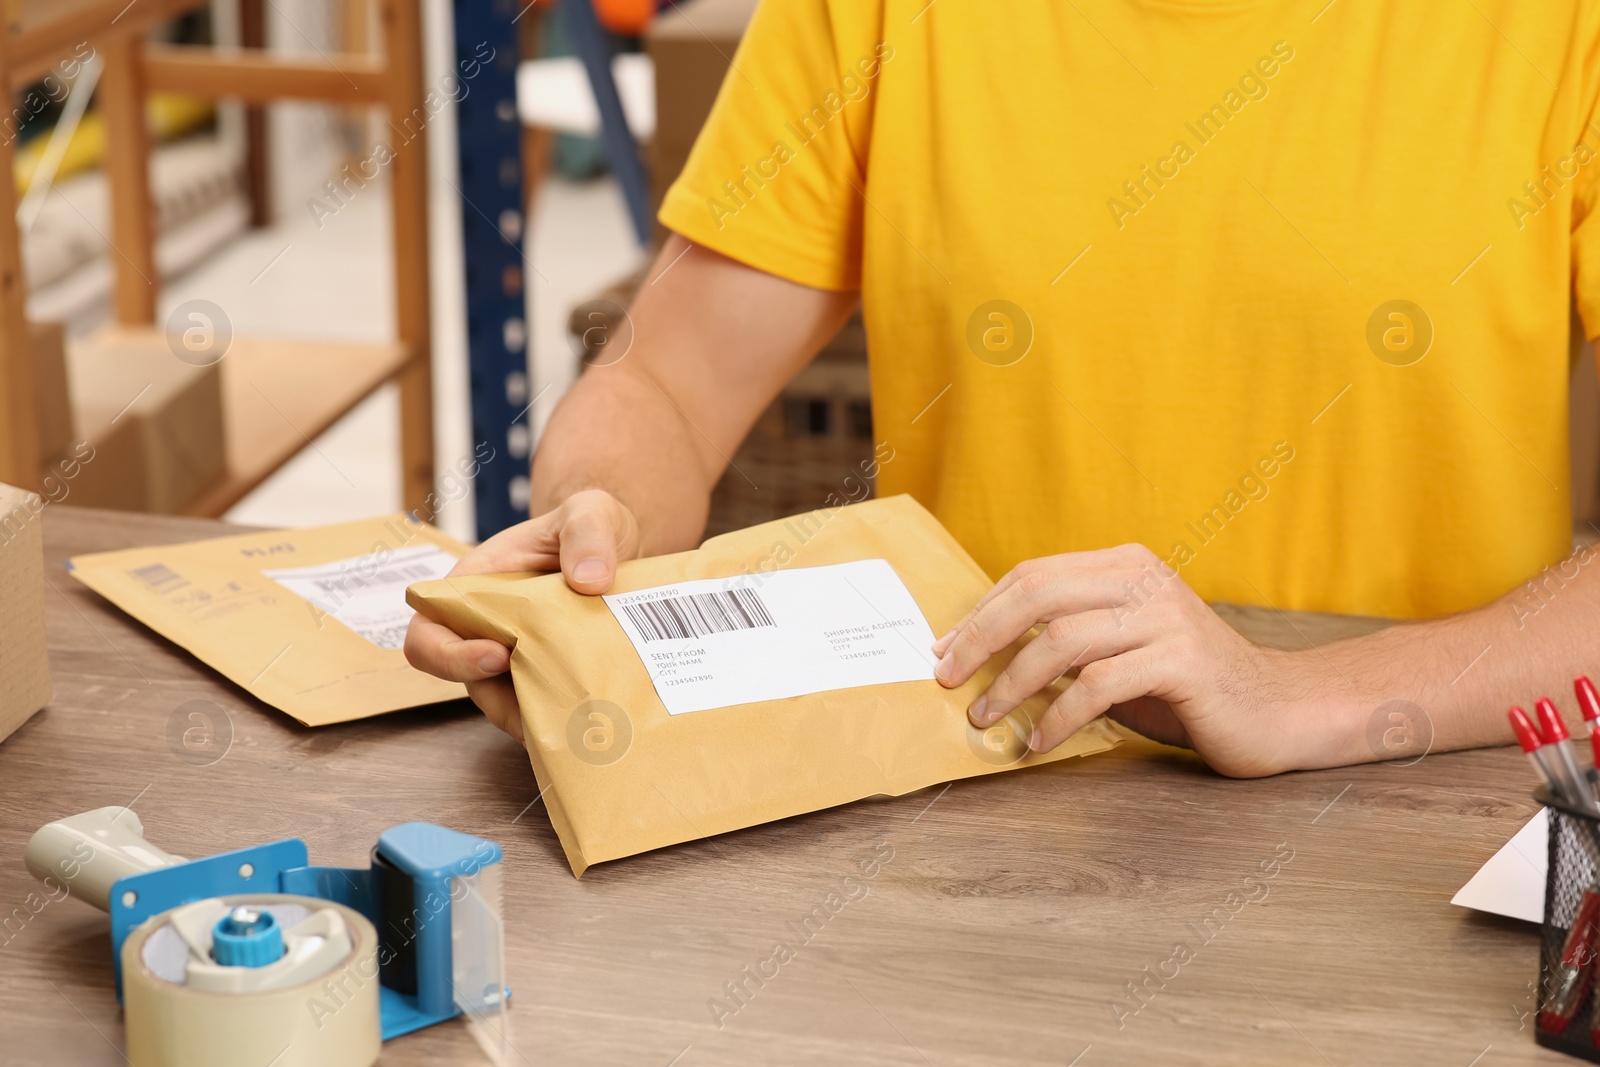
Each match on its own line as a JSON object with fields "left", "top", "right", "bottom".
{"left": 121, "top": 894, "right": 381, "bottom": 1067}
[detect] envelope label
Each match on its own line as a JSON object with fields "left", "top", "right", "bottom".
{"left": 265, "top": 544, "right": 458, "bottom": 650}
{"left": 603, "top": 559, "right": 938, "bottom": 714}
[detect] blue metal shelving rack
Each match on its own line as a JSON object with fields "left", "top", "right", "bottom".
{"left": 451, "top": 0, "right": 650, "bottom": 539}
{"left": 453, "top": 0, "right": 532, "bottom": 538}
{"left": 563, "top": 0, "right": 653, "bottom": 244}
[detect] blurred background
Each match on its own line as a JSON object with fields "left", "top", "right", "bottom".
{"left": 0, "top": 0, "right": 874, "bottom": 546}
{"left": 0, "top": 0, "right": 1593, "bottom": 545}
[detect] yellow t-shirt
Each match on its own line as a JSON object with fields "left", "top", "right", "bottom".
{"left": 659, "top": 0, "right": 1600, "bottom": 618}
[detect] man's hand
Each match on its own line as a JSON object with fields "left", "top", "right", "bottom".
{"left": 933, "top": 544, "right": 1338, "bottom": 778}
{"left": 403, "top": 234, "right": 857, "bottom": 743}
{"left": 404, "top": 489, "right": 640, "bottom": 742}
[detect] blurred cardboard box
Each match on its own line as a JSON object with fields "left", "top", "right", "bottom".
{"left": 646, "top": 0, "right": 758, "bottom": 225}
{"left": 31, "top": 320, "right": 71, "bottom": 465}
{"left": 0, "top": 482, "right": 52, "bottom": 743}
{"left": 65, "top": 328, "right": 224, "bottom": 513}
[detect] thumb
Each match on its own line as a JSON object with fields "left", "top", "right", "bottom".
{"left": 557, "top": 494, "right": 634, "bottom": 594}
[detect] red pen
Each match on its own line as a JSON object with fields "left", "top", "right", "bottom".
{"left": 1576, "top": 676, "right": 1600, "bottom": 769}
{"left": 1537, "top": 697, "right": 1598, "bottom": 811}
{"left": 1512, "top": 706, "right": 1557, "bottom": 792}
{"left": 1544, "top": 888, "right": 1600, "bottom": 1033}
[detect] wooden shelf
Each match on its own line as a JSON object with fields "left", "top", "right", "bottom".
{"left": 184, "top": 332, "right": 413, "bottom": 517}
{"left": 142, "top": 44, "right": 389, "bottom": 105}
{"left": 1, "top": 0, "right": 435, "bottom": 511}
{"left": 8, "top": 0, "right": 207, "bottom": 86}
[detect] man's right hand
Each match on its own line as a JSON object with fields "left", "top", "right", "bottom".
{"left": 404, "top": 234, "right": 857, "bottom": 741}
{"left": 403, "top": 489, "right": 641, "bottom": 742}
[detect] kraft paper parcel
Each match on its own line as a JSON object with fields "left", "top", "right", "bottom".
{"left": 68, "top": 515, "right": 469, "bottom": 726}
{"left": 408, "top": 495, "right": 1122, "bottom": 876}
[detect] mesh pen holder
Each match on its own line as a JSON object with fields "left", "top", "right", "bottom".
{"left": 1538, "top": 774, "right": 1600, "bottom": 1061}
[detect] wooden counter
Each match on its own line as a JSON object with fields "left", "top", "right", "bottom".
{"left": 0, "top": 505, "right": 1561, "bottom": 1065}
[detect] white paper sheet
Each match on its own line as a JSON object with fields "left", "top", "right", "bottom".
{"left": 1451, "top": 809, "right": 1548, "bottom": 923}
{"left": 603, "top": 559, "right": 938, "bottom": 715}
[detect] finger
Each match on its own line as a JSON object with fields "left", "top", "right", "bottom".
{"left": 466, "top": 676, "right": 524, "bottom": 745}
{"left": 557, "top": 493, "right": 638, "bottom": 595}
{"left": 451, "top": 509, "right": 564, "bottom": 577}
{"left": 936, "top": 568, "right": 1132, "bottom": 688}
{"left": 448, "top": 489, "right": 641, "bottom": 578}
{"left": 932, "top": 572, "right": 1023, "bottom": 656}
{"left": 404, "top": 614, "right": 511, "bottom": 681}
{"left": 934, "top": 561, "right": 1056, "bottom": 656}
{"left": 969, "top": 608, "right": 1145, "bottom": 725}
{"left": 1031, "top": 649, "right": 1162, "bottom": 752}
{"left": 932, "top": 546, "right": 1159, "bottom": 655}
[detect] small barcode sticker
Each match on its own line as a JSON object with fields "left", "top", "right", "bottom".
{"left": 129, "top": 562, "right": 188, "bottom": 595}
{"left": 619, "top": 588, "right": 775, "bottom": 642}
{"left": 603, "top": 560, "right": 937, "bottom": 715}
{"left": 264, "top": 544, "right": 459, "bottom": 650}
{"left": 310, "top": 564, "right": 441, "bottom": 599}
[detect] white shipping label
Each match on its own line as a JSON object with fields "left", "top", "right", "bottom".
{"left": 265, "top": 544, "right": 459, "bottom": 650}
{"left": 603, "top": 559, "right": 938, "bottom": 714}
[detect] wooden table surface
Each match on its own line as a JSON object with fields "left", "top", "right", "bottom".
{"left": 0, "top": 506, "right": 1568, "bottom": 1066}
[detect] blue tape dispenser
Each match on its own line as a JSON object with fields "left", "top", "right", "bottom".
{"left": 25, "top": 807, "right": 510, "bottom": 1067}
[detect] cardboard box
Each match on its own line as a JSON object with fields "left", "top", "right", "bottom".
{"left": 31, "top": 320, "right": 71, "bottom": 465}
{"left": 646, "top": 0, "right": 759, "bottom": 224}
{"left": 65, "top": 328, "right": 225, "bottom": 513}
{"left": 0, "top": 482, "right": 52, "bottom": 743}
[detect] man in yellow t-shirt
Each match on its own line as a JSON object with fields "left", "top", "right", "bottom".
{"left": 409, "top": 0, "right": 1600, "bottom": 775}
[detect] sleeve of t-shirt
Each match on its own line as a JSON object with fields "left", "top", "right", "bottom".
{"left": 657, "top": 0, "right": 888, "bottom": 292}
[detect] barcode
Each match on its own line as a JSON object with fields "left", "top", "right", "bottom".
{"left": 312, "top": 564, "right": 438, "bottom": 597}
{"left": 129, "top": 562, "right": 188, "bottom": 595}
{"left": 360, "top": 623, "right": 410, "bottom": 651}
{"left": 621, "top": 588, "right": 775, "bottom": 642}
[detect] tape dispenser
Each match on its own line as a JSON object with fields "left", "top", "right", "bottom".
{"left": 26, "top": 807, "right": 510, "bottom": 1067}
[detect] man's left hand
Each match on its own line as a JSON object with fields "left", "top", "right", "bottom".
{"left": 933, "top": 544, "right": 1337, "bottom": 778}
